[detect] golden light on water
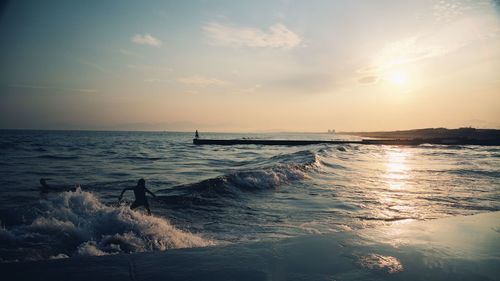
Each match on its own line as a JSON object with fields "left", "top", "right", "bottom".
{"left": 371, "top": 148, "right": 418, "bottom": 221}
{"left": 384, "top": 149, "right": 411, "bottom": 189}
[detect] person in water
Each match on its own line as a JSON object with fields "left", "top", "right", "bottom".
{"left": 39, "top": 178, "right": 53, "bottom": 193}
{"left": 39, "top": 178, "right": 78, "bottom": 193}
{"left": 118, "top": 178, "right": 156, "bottom": 215}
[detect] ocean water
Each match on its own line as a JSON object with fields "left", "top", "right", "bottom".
{"left": 0, "top": 130, "right": 499, "bottom": 262}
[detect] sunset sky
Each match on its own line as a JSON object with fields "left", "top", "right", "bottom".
{"left": 1, "top": 0, "right": 499, "bottom": 132}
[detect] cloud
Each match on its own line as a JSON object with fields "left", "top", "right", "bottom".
{"left": 103, "top": 121, "right": 238, "bottom": 132}
{"left": 203, "top": 22, "right": 302, "bottom": 48}
{"left": 131, "top": 33, "right": 162, "bottom": 47}
{"left": 144, "top": 78, "right": 162, "bottom": 83}
{"left": 373, "top": 36, "right": 451, "bottom": 70}
{"left": 8, "top": 84, "right": 97, "bottom": 93}
{"left": 240, "top": 84, "right": 262, "bottom": 94}
{"left": 264, "top": 73, "right": 337, "bottom": 94}
{"left": 177, "top": 75, "right": 228, "bottom": 87}
{"left": 358, "top": 76, "right": 378, "bottom": 84}
{"left": 119, "top": 49, "right": 144, "bottom": 58}
{"left": 432, "top": 0, "right": 467, "bottom": 23}
{"left": 359, "top": 9, "right": 500, "bottom": 81}
{"left": 143, "top": 78, "right": 172, "bottom": 83}
{"left": 431, "top": 0, "right": 496, "bottom": 23}
{"left": 78, "top": 58, "right": 120, "bottom": 78}
{"left": 127, "top": 64, "right": 174, "bottom": 73}
{"left": 356, "top": 35, "right": 456, "bottom": 83}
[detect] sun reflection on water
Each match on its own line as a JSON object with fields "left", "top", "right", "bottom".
{"left": 383, "top": 148, "right": 411, "bottom": 190}
{"left": 370, "top": 147, "right": 419, "bottom": 221}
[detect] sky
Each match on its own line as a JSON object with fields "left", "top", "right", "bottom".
{"left": 0, "top": 0, "right": 499, "bottom": 132}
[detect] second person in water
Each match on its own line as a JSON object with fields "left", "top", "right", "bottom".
{"left": 119, "top": 178, "right": 156, "bottom": 215}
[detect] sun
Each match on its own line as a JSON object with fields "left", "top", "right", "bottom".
{"left": 388, "top": 70, "right": 409, "bottom": 87}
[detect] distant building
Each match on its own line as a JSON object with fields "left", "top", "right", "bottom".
{"left": 327, "top": 129, "right": 335, "bottom": 134}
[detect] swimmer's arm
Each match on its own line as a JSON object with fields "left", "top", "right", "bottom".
{"left": 146, "top": 188, "right": 156, "bottom": 198}
{"left": 118, "top": 187, "right": 133, "bottom": 200}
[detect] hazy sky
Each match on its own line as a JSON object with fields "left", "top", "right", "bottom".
{"left": 1, "top": 0, "right": 499, "bottom": 132}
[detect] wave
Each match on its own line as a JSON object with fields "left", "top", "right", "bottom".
{"left": 122, "top": 156, "right": 163, "bottom": 161}
{"left": 418, "top": 144, "right": 480, "bottom": 151}
{"left": 0, "top": 188, "right": 212, "bottom": 262}
{"left": 355, "top": 216, "right": 415, "bottom": 222}
{"left": 447, "top": 169, "right": 500, "bottom": 178}
{"left": 268, "top": 149, "right": 320, "bottom": 166}
{"left": 37, "top": 154, "right": 80, "bottom": 160}
{"left": 174, "top": 150, "right": 319, "bottom": 192}
{"left": 155, "top": 150, "right": 322, "bottom": 206}
{"left": 155, "top": 165, "right": 312, "bottom": 206}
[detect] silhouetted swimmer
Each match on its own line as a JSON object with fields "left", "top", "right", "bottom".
{"left": 119, "top": 178, "right": 156, "bottom": 215}
{"left": 39, "top": 178, "right": 52, "bottom": 193}
{"left": 39, "top": 178, "right": 79, "bottom": 193}
{"left": 195, "top": 130, "right": 199, "bottom": 139}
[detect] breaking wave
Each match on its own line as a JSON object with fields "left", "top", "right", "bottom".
{"left": 0, "top": 188, "right": 212, "bottom": 262}
{"left": 159, "top": 150, "right": 321, "bottom": 196}
{"left": 154, "top": 150, "right": 324, "bottom": 208}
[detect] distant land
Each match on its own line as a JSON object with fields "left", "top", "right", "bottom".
{"left": 193, "top": 127, "right": 500, "bottom": 146}
{"left": 341, "top": 127, "right": 500, "bottom": 141}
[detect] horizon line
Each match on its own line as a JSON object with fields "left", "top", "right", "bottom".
{"left": 1, "top": 127, "right": 498, "bottom": 134}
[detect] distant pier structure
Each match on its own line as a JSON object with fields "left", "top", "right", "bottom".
{"left": 192, "top": 127, "right": 500, "bottom": 146}
{"left": 193, "top": 137, "right": 499, "bottom": 146}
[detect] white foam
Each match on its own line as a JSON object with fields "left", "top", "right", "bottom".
{"left": 49, "top": 253, "right": 69, "bottom": 260}
{"left": 227, "top": 152, "right": 321, "bottom": 190}
{"left": 76, "top": 241, "right": 108, "bottom": 257}
{"left": 1, "top": 188, "right": 213, "bottom": 262}
{"left": 229, "top": 164, "right": 309, "bottom": 190}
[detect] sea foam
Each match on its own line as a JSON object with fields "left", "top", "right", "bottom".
{"left": 0, "top": 188, "right": 213, "bottom": 262}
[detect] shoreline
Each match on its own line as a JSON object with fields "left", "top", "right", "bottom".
{"left": 3, "top": 211, "right": 499, "bottom": 281}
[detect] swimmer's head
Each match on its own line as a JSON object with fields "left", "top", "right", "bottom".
{"left": 137, "top": 178, "right": 146, "bottom": 187}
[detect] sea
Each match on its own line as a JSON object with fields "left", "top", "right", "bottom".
{"left": 0, "top": 130, "right": 499, "bottom": 262}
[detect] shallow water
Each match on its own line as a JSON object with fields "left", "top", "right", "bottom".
{"left": 0, "top": 130, "right": 499, "bottom": 262}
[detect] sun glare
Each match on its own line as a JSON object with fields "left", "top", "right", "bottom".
{"left": 388, "top": 70, "right": 409, "bottom": 87}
